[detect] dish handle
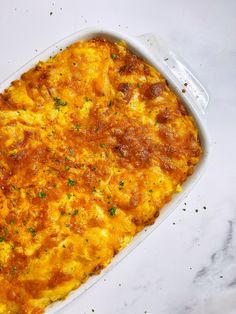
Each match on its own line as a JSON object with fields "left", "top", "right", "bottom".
{"left": 136, "top": 33, "right": 209, "bottom": 116}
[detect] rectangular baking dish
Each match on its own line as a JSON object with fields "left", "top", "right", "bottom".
{"left": 0, "top": 28, "right": 210, "bottom": 313}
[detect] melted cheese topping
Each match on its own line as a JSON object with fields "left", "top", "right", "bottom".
{"left": 0, "top": 38, "right": 201, "bottom": 313}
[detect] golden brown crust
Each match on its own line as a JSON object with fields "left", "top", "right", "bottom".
{"left": 0, "top": 37, "right": 201, "bottom": 313}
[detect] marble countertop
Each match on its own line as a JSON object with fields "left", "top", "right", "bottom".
{"left": 0, "top": 0, "right": 235, "bottom": 313}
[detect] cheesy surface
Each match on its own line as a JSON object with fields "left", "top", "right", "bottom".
{"left": 0, "top": 38, "right": 201, "bottom": 313}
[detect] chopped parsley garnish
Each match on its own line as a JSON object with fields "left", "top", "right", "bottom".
{"left": 67, "top": 193, "right": 73, "bottom": 199}
{"left": 54, "top": 97, "right": 67, "bottom": 110}
{"left": 28, "top": 227, "right": 36, "bottom": 237}
{"left": 65, "top": 165, "right": 70, "bottom": 171}
{"left": 148, "top": 189, "right": 153, "bottom": 193}
{"left": 99, "top": 143, "right": 106, "bottom": 148}
{"left": 107, "top": 100, "right": 113, "bottom": 107}
{"left": 111, "top": 53, "right": 118, "bottom": 59}
{"left": 91, "top": 167, "right": 96, "bottom": 171}
{"left": 72, "top": 209, "right": 78, "bottom": 216}
{"left": 92, "top": 187, "right": 97, "bottom": 193}
{"left": 84, "top": 96, "right": 92, "bottom": 102}
{"left": 69, "top": 148, "right": 75, "bottom": 155}
{"left": 108, "top": 207, "right": 116, "bottom": 216}
{"left": 38, "top": 191, "right": 46, "bottom": 198}
{"left": 12, "top": 184, "right": 20, "bottom": 191}
{"left": 119, "top": 181, "right": 124, "bottom": 186}
{"left": 74, "top": 124, "right": 80, "bottom": 130}
{"left": 0, "top": 237, "right": 4, "bottom": 242}
{"left": 68, "top": 178, "right": 76, "bottom": 186}
{"left": 10, "top": 151, "right": 17, "bottom": 157}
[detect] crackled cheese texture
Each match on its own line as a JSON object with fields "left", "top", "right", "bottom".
{"left": 0, "top": 38, "right": 201, "bottom": 313}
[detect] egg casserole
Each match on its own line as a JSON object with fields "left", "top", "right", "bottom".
{"left": 0, "top": 37, "right": 202, "bottom": 313}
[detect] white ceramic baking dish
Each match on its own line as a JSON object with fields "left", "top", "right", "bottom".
{"left": 0, "top": 28, "right": 210, "bottom": 313}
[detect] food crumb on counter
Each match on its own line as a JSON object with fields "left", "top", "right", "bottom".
{"left": 195, "top": 209, "right": 199, "bottom": 213}
{"left": 50, "top": 11, "right": 53, "bottom": 15}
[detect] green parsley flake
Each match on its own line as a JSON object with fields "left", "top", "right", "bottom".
{"left": 111, "top": 53, "right": 118, "bottom": 59}
{"left": 67, "top": 193, "right": 73, "bottom": 199}
{"left": 108, "top": 207, "right": 116, "bottom": 216}
{"left": 75, "top": 124, "right": 80, "bottom": 130}
{"left": 72, "top": 209, "right": 78, "bottom": 216}
{"left": 38, "top": 191, "right": 46, "bottom": 198}
{"left": 0, "top": 236, "right": 4, "bottom": 242}
{"left": 68, "top": 178, "right": 76, "bottom": 186}
{"left": 84, "top": 96, "right": 92, "bottom": 102}
{"left": 28, "top": 227, "right": 36, "bottom": 237}
{"left": 54, "top": 97, "right": 67, "bottom": 110}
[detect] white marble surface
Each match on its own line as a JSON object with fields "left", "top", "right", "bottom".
{"left": 0, "top": 0, "right": 236, "bottom": 313}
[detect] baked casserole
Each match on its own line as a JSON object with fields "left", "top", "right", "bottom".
{"left": 0, "top": 38, "right": 201, "bottom": 313}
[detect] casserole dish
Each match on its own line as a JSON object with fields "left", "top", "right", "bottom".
{"left": 0, "top": 28, "right": 210, "bottom": 313}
